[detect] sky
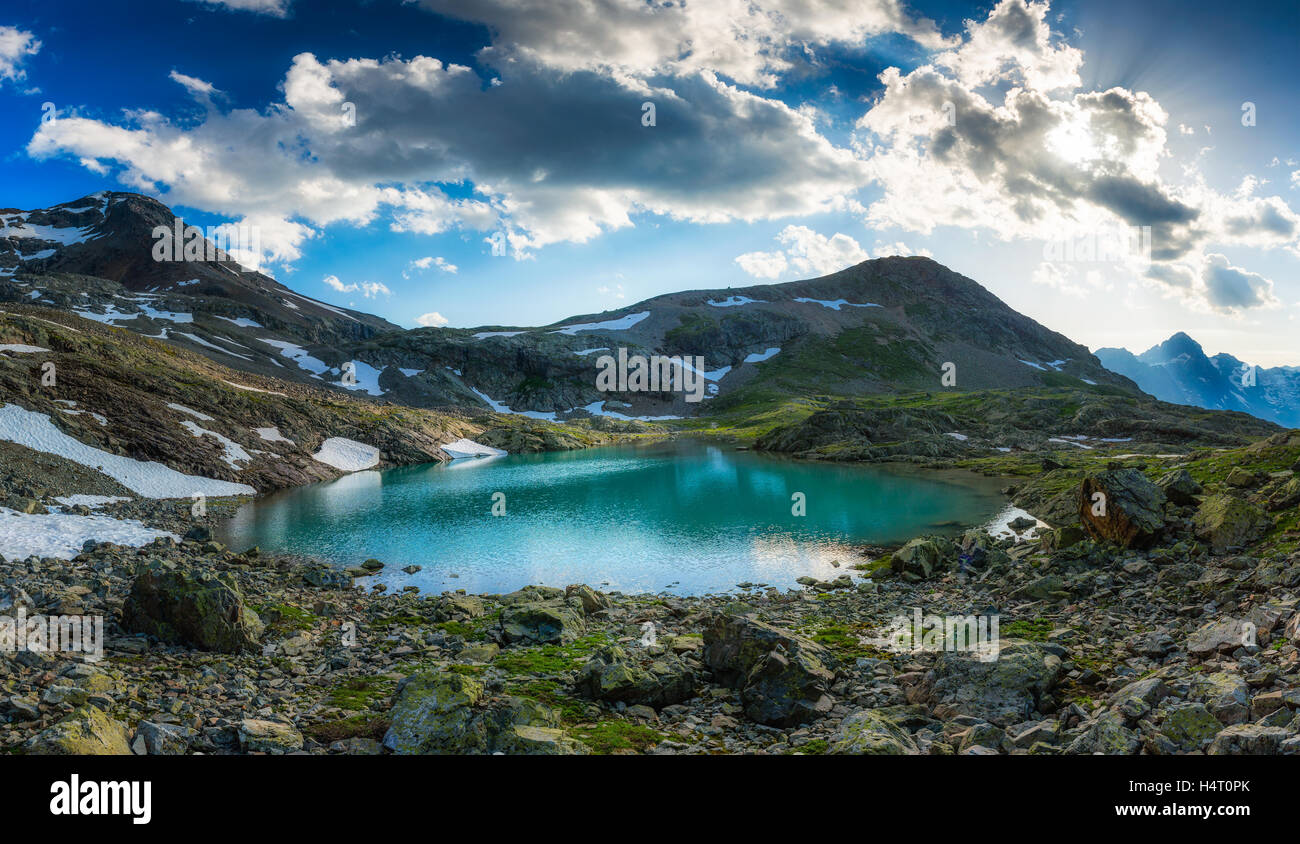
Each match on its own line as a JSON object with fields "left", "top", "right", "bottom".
{"left": 1, "top": 0, "right": 1299, "bottom": 364}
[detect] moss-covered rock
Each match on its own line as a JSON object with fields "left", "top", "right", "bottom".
{"left": 383, "top": 670, "right": 586, "bottom": 754}
{"left": 702, "top": 610, "right": 835, "bottom": 727}
{"left": 1192, "top": 494, "right": 1271, "bottom": 554}
{"left": 25, "top": 705, "right": 132, "bottom": 755}
{"left": 122, "top": 560, "right": 263, "bottom": 653}
{"left": 830, "top": 709, "right": 919, "bottom": 755}
{"left": 921, "top": 640, "right": 1062, "bottom": 726}
{"left": 1158, "top": 703, "right": 1222, "bottom": 752}
{"left": 575, "top": 645, "right": 696, "bottom": 708}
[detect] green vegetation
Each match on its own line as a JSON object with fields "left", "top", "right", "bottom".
{"left": 326, "top": 676, "right": 395, "bottom": 711}
{"left": 492, "top": 633, "right": 612, "bottom": 675}
{"left": 571, "top": 719, "right": 669, "bottom": 754}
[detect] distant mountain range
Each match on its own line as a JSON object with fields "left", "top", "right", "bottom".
{"left": 1095, "top": 333, "right": 1300, "bottom": 429}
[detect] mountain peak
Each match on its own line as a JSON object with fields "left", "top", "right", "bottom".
{"left": 1140, "top": 331, "right": 1206, "bottom": 365}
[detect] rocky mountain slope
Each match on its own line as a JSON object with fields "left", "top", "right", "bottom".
{"left": 1096, "top": 332, "right": 1300, "bottom": 428}
{"left": 1, "top": 193, "right": 399, "bottom": 391}
{"left": 343, "top": 255, "right": 1138, "bottom": 419}
{"left": 0, "top": 302, "right": 613, "bottom": 516}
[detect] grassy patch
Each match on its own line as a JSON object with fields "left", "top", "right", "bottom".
{"left": 326, "top": 676, "right": 395, "bottom": 711}
{"left": 571, "top": 719, "right": 669, "bottom": 754}
{"left": 1000, "top": 618, "right": 1055, "bottom": 642}
{"left": 302, "top": 715, "right": 390, "bottom": 744}
{"left": 493, "top": 633, "right": 611, "bottom": 675}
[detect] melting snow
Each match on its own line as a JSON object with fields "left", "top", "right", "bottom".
{"left": 167, "top": 403, "right": 213, "bottom": 421}
{"left": 312, "top": 437, "right": 380, "bottom": 472}
{"left": 707, "top": 296, "right": 765, "bottom": 308}
{"left": 0, "top": 404, "right": 254, "bottom": 498}
{"left": 0, "top": 507, "right": 177, "bottom": 561}
{"left": 178, "top": 421, "right": 252, "bottom": 469}
{"left": 793, "top": 298, "right": 881, "bottom": 311}
{"left": 260, "top": 338, "right": 330, "bottom": 376}
{"left": 255, "top": 426, "right": 294, "bottom": 445}
{"left": 440, "top": 438, "right": 508, "bottom": 459}
{"left": 0, "top": 344, "right": 49, "bottom": 353}
{"left": 743, "top": 347, "right": 780, "bottom": 363}
{"left": 54, "top": 495, "right": 132, "bottom": 508}
{"left": 214, "top": 315, "right": 263, "bottom": 328}
{"left": 549, "top": 311, "right": 650, "bottom": 335}
{"left": 472, "top": 330, "right": 524, "bottom": 339}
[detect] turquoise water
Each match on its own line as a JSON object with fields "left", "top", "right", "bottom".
{"left": 218, "top": 439, "right": 1008, "bottom": 595}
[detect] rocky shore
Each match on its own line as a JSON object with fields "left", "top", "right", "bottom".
{"left": 4, "top": 438, "right": 1300, "bottom": 756}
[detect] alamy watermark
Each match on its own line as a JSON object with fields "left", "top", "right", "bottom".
{"left": 594, "top": 348, "right": 709, "bottom": 403}
{"left": 866, "top": 607, "right": 1000, "bottom": 662}
{"left": 0, "top": 606, "right": 104, "bottom": 662}
{"left": 152, "top": 218, "right": 262, "bottom": 271}
{"left": 1042, "top": 224, "right": 1151, "bottom": 269}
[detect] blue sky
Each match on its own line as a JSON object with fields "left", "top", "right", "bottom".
{"left": 2, "top": 0, "right": 1299, "bottom": 363}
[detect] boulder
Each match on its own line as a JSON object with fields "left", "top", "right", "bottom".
{"left": 121, "top": 561, "right": 263, "bottom": 653}
{"left": 383, "top": 671, "right": 586, "bottom": 755}
{"left": 134, "top": 720, "right": 196, "bottom": 755}
{"left": 1157, "top": 703, "right": 1222, "bottom": 753}
{"left": 890, "top": 538, "right": 947, "bottom": 579}
{"left": 1192, "top": 494, "right": 1271, "bottom": 554}
{"left": 1207, "top": 724, "right": 1291, "bottom": 755}
{"left": 1186, "top": 617, "right": 1255, "bottom": 657}
{"left": 919, "top": 640, "right": 1062, "bottom": 726}
{"left": 1078, "top": 469, "right": 1166, "bottom": 548}
{"left": 1157, "top": 468, "right": 1203, "bottom": 506}
{"left": 702, "top": 612, "right": 835, "bottom": 727}
{"left": 25, "top": 706, "right": 132, "bottom": 755}
{"left": 829, "top": 709, "right": 919, "bottom": 755}
{"left": 1188, "top": 672, "right": 1250, "bottom": 725}
{"left": 300, "top": 563, "right": 353, "bottom": 590}
{"left": 1266, "top": 477, "right": 1300, "bottom": 511}
{"left": 1225, "top": 468, "right": 1258, "bottom": 488}
{"left": 498, "top": 600, "right": 585, "bottom": 645}
{"left": 238, "top": 719, "right": 303, "bottom": 754}
{"left": 565, "top": 584, "right": 611, "bottom": 615}
{"left": 1065, "top": 711, "right": 1139, "bottom": 755}
{"left": 576, "top": 645, "right": 696, "bottom": 708}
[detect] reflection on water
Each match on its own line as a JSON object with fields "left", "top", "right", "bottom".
{"left": 219, "top": 439, "right": 1007, "bottom": 595}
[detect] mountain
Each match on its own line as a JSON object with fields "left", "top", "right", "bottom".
{"left": 338, "top": 256, "right": 1139, "bottom": 419}
{"left": 2, "top": 191, "right": 1280, "bottom": 462}
{"left": 0, "top": 192, "right": 397, "bottom": 387}
{"left": 1096, "top": 333, "right": 1300, "bottom": 428}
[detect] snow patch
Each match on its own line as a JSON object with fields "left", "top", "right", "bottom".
{"left": 793, "top": 298, "right": 880, "bottom": 311}
{"left": 254, "top": 426, "right": 294, "bottom": 445}
{"left": 0, "top": 404, "right": 254, "bottom": 498}
{"left": 707, "top": 296, "right": 764, "bottom": 308}
{"left": 312, "top": 437, "right": 380, "bottom": 472}
{"left": 167, "top": 403, "right": 214, "bottom": 421}
{"left": 549, "top": 311, "right": 649, "bottom": 335}
{"left": 0, "top": 507, "right": 177, "bottom": 561}
{"left": 440, "top": 438, "right": 508, "bottom": 459}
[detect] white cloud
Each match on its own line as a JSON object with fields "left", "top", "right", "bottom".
{"left": 29, "top": 50, "right": 869, "bottom": 265}
{"left": 416, "top": 312, "right": 449, "bottom": 327}
{"left": 1200, "top": 254, "right": 1278, "bottom": 313}
{"left": 184, "top": 0, "right": 291, "bottom": 17}
{"left": 168, "top": 70, "right": 218, "bottom": 98}
{"left": 417, "top": 0, "right": 951, "bottom": 89}
{"left": 0, "top": 25, "right": 40, "bottom": 85}
{"left": 872, "top": 241, "right": 932, "bottom": 258}
{"left": 735, "top": 225, "right": 870, "bottom": 279}
{"left": 323, "top": 275, "right": 390, "bottom": 298}
{"left": 853, "top": 0, "right": 1299, "bottom": 313}
{"left": 405, "top": 256, "right": 458, "bottom": 278}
